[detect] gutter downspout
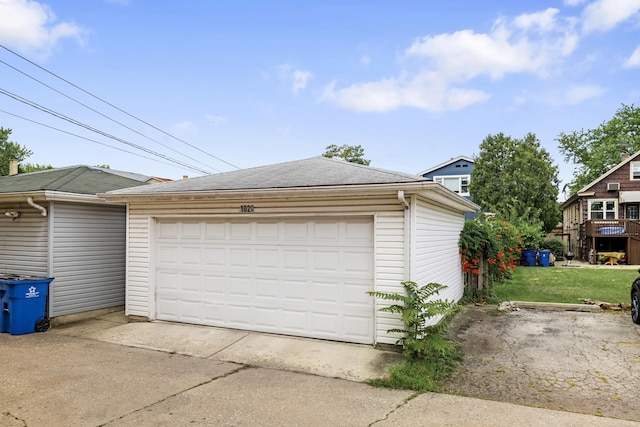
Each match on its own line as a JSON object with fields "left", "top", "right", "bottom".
{"left": 398, "top": 190, "right": 411, "bottom": 281}
{"left": 397, "top": 190, "right": 409, "bottom": 209}
{"left": 27, "top": 197, "right": 47, "bottom": 217}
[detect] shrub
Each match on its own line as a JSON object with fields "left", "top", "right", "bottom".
{"left": 540, "top": 238, "right": 564, "bottom": 259}
{"left": 367, "top": 281, "right": 460, "bottom": 359}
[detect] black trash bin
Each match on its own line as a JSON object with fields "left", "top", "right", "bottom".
{"left": 0, "top": 276, "right": 53, "bottom": 335}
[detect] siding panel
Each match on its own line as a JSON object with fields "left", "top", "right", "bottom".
{"left": 0, "top": 202, "right": 48, "bottom": 276}
{"left": 413, "top": 197, "right": 465, "bottom": 320}
{"left": 50, "top": 202, "right": 127, "bottom": 316}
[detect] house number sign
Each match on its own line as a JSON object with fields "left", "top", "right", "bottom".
{"left": 240, "top": 204, "right": 255, "bottom": 213}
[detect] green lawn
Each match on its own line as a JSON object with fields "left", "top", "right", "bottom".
{"left": 491, "top": 266, "right": 637, "bottom": 304}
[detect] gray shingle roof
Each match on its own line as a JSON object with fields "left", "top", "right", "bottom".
{"left": 0, "top": 166, "right": 148, "bottom": 195}
{"left": 108, "top": 157, "right": 427, "bottom": 195}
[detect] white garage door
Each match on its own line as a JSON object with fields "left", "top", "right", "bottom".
{"left": 154, "top": 217, "right": 375, "bottom": 344}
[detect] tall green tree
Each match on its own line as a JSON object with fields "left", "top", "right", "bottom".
{"left": 557, "top": 104, "right": 640, "bottom": 193}
{"left": 0, "top": 127, "right": 32, "bottom": 176}
{"left": 469, "top": 133, "right": 560, "bottom": 233}
{"left": 322, "top": 144, "right": 370, "bottom": 165}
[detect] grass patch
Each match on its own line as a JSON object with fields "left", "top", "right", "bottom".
{"left": 366, "top": 345, "right": 463, "bottom": 392}
{"left": 492, "top": 266, "right": 636, "bottom": 304}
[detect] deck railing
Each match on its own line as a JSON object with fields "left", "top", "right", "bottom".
{"left": 585, "top": 219, "right": 640, "bottom": 237}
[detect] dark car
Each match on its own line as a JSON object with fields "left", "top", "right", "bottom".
{"left": 633, "top": 276, "right": 640, "bottom": 324}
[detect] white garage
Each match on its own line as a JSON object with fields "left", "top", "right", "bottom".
{"left": 103, "top": 157, "right": 477, "bottom": 345}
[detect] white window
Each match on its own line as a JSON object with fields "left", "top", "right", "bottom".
{"left": 589, "top": 200, "right": 617, "bottom": 219}
{"left": 631, "top": 162, "right": 640, "bottom": 180}
{"left": 434, "top": 175, "right": 470, "bottom": 195}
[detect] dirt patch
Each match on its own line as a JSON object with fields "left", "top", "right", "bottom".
{"left": 446, "top": 305, "right": 640, "bottom": 422}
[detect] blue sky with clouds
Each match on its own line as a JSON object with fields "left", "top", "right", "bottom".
{"left": 1, "top": 0, "right": 639, "bottom": 192}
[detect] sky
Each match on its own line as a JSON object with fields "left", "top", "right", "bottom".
{"left": 0, "top": 0, "right": 639, "bottom": 196}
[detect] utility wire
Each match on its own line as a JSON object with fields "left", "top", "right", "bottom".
{"left": 0, "top": 57, "right": 220, "bottom": 173}
{"left": 0, "top": 44, "right": 240, "bottom": 170}
{"left": 0, "top": 87, "right": 212, "bottom": 174}
{"left": 0, "top": 109, "right": 182, "bottom": 170}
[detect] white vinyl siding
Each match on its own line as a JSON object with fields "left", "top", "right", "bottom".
{"left": 0, "top": 202, "right": 49, "bottom": 276}
{"left": 412, "top": 196, "right": 465, "bottom": 318}
{"left": 373, "top": 212, "right": 406, "bottom": 344}
{"left": 49, "top": 202, "right": 127, "bottom": 316}
{"left": 126, "top": 196, "right": 407, "bottom": 344}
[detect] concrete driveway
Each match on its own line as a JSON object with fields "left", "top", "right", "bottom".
{"left": 1, "top": 310, "right": 639, "bottom": 426}
{"left": 446, "top": 305, "right": 640, "bottom": 422}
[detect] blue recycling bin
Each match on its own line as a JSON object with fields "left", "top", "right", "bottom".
{"left": 523, "top": 250, "right": 537, "bottom": 266}
{"left": 0, "top": 276, "right": 53, "bottom": 335}
{"left": 539, "top": 250, "right": 551, "bottom": 267}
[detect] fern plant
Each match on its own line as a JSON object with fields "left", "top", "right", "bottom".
{"left": 368, "top": 281, "right": 460, "bottom": 359}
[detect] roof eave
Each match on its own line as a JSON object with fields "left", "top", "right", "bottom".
{"left": 102, "top": 181, "right": 478, "bottom": 212}
{"left": 0, "top": 190, "right": 113, "bottom": 204}
{"left": 417, "top": 155, "right": 474, "bottom": 176}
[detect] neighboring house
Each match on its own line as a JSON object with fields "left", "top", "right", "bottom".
{"left": 418, "top": 155, "right": 476, "bottom": 219}
{"left": 102, "top": 157, "right": 478, "bottom": 345}
{"left": 562, "top": 151, "right": 640, "bottom": 264}
{"left": 0, "top": 166, "right": 148, "bottom": 319}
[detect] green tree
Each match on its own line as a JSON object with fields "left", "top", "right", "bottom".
{"left": 20, "top": 163, "right": 54, "bottom": 173}
{"left": 322, "top": 144, "right": 370, "bottom": 165}
{"left": 0, "top": 127, "right": 32, "bottom": 176}
{"left": 557, "top": 104, "right": 640, "bottom": 193}
{"left": 469, "top": 132, "right": 560, "bottom": 232}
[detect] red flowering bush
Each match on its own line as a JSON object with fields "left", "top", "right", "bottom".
{"left": 458, "top": 217, "right": 524, "bottom": 300}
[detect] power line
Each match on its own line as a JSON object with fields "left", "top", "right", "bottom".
{"left": 0, "top": 44, "right": 240, "bottom": 170}
{"left": 0, "top": 57, "right": 220, "bottom": 173}
{"left": 0, "top": 59, "right": 220, "bottom": 172}
{"left": 0, "top": 109, "right": 183, "bottom": 170}
{"left": 0, "top": 87, "right": 212, "bottom": 174}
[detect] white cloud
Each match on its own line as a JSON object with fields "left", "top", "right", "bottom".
{"left": 405, "top": 10, "right": 577, "bottom": 80}
{"left": 0, "top": 0, "right": 86, "bottom": 58}
{"left": 581, "top": 0, "right": 640, "bottom": 33}
{"left": 564, "top": 0, "right": 586, "bottom": 6}
{"left": 560, "top": 84, "right": 606, "bottom": 104}
{"left": 322, "top": 8, "right": 578, "bottom": 113}
{"left": 320, "top": 77, "right": 490, "bottom": 113}
{"left": 276, "top": 63, "right": 313, "bottom": 95}
{"left": 204, "top": 114, "right": 228, "bottom": 125}
{"left": 624, "top": 46, "right": 640, "bottom": 68}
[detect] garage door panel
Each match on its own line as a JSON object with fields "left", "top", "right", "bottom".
{"left": 230, "top": 222, "right": 251, "bottom": 240}
{"left": 205, "top": 222, "right": 225, "bottom": 239}
{"left": 158, "top": 245, "right": 179, "bottom": 264}
{"left": 283, "top": 249, "right": 308, "bottom": 270}
{"left": 256, "top": 249, "right": 278, "bottom": 268}
{"left": 155, "top": 218, "right": 374, "bottom": 344}
{"left": 254, "top": 278, "right": 278, "bottom": 299}
{"left": 230, "top": 248, "right": 251, "bottom": 267}
{"left": 204, "top": 248, "right": 225, "bottom": 266}
{"left": 203, "top": 275, "right": 225, "bottom": 295}
{"left": 344, "top": 250, "right": 373, "bottom": 273}
{"left": 181, "top": 222, "right": 202, "bottom": 239}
